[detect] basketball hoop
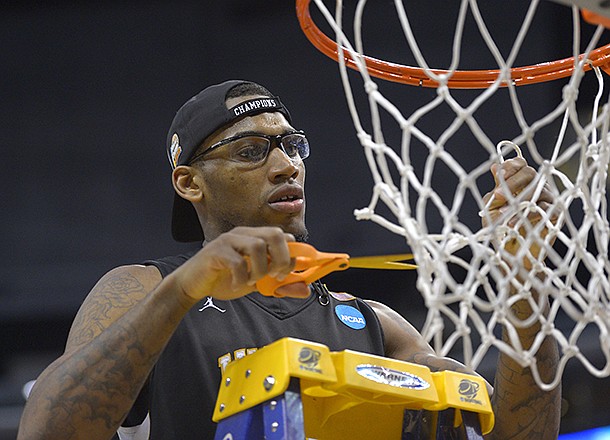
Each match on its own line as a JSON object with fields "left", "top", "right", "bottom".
{"left": 297, "top": 0, "right": 610, "bottom": 392}
{"left": 297, "top": 0, "right": 610, "bottom": 88}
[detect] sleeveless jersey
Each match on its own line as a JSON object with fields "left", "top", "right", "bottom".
{"left": 125, "top": 250, "right": 385, "bottom": 439}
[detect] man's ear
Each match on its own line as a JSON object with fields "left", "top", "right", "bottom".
{"left": 172, "top": 166, "right": 204, "bottom": 203}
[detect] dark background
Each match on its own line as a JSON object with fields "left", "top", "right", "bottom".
{"left": 2, "top": 1, "right": 609, "bottom": 438}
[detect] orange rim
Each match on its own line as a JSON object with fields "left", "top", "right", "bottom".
{"left": 296, "top": 0, "right": 610, "bottom": 89}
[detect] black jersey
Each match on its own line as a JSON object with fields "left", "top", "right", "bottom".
{"left": 126, "top": 250, "right": 385, "bottom": 439}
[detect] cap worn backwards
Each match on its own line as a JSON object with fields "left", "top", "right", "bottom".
{"left": 166, "top": 80, "right": 292, "bottom": 242}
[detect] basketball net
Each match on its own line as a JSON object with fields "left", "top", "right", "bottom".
{"left": 298, "top": 0, "right": 610, "bottom": 390}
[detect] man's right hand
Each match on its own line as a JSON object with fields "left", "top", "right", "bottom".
{"left": 172, "top": 226, "right": 310, "bottom": 301}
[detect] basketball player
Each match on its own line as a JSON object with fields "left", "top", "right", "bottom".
{"left": 17, "top": 80, "right": 560, "bottom": 439}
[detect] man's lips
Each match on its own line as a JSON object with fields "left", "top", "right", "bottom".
{"left": 268, "top": 185, "right": 305, "bottom": 213}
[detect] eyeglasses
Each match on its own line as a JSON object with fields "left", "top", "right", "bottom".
{"left": 189, "top": 130, "right": 310, "bottom": 165}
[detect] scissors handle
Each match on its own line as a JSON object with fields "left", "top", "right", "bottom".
{"left": 256, "top": 242, "right": 350, "bottom": 297}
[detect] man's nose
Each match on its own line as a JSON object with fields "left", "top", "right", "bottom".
{"left": 267, "top": 147, "right": 300, "bottom": 182}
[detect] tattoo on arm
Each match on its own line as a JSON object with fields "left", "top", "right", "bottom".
{"left": 21, "top": 268, "right": 183, "bottom": 439}
{"left": 489, "top": 334, "right": 560, "bottom": 440}
{"left": 67, "top": 271, "right": 148, "bottom": 348}
{"left": 41, "top": 318, "right": 153, "bottom": 434}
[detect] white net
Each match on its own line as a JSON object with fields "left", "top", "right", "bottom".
{"left": 303, "top": 0, "right": 610, "bottom": 390}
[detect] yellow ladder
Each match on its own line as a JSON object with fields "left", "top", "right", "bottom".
{"left": 213, "top": 338, "right": 494, "bottom": 439}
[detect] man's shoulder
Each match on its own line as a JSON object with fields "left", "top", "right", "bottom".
{"left": 90, "top": 246, "right": 201, "bottom": 300}
{"left": 81, "top": 264, "right": 164, "bottom": 312}
{"left": 362, "top": 299, "right": 391, "bottom": 312}
{"left": 65, "top": 264, "right": 164, "bottom": 350}
{"left": 102, "top": 263, "right": 164, "bottom": 287}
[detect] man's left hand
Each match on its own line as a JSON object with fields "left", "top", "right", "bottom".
{"left": 481, "top": 157, "right": 558, "bottom": 270}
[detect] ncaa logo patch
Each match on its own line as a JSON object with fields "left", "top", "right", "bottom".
{"left": 335, "top": 305, "right": 366, "bottom": 330}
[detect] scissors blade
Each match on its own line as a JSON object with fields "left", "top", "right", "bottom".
{"left": 348, "top": 253, "right": 417, "bottom": 270}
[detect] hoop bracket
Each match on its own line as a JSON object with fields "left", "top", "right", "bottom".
{"left": 582, "top": 9, "right": 610, "bottom": 28}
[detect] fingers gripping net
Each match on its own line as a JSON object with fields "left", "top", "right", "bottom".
{"left": 303, "top": 0, "right": 610, "bottom": 389}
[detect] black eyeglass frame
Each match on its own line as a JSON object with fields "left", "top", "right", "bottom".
{"left": 188, "top": 130, "right": 309, "bottom": 165}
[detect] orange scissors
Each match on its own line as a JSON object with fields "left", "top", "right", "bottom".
{"left": 256, "top": 242, "right": 416, "bottom": 297}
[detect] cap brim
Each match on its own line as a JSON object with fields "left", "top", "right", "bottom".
{"left": 171, "top": 194, "right": 204, "bottom": 242}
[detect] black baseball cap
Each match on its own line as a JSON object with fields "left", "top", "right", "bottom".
{"left": 166, "top": 80, "right": 292, "bottom": 242}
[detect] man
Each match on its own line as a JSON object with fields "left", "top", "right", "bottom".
{"left": 17, "top": 80, "right": 560, "bottom": 439}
